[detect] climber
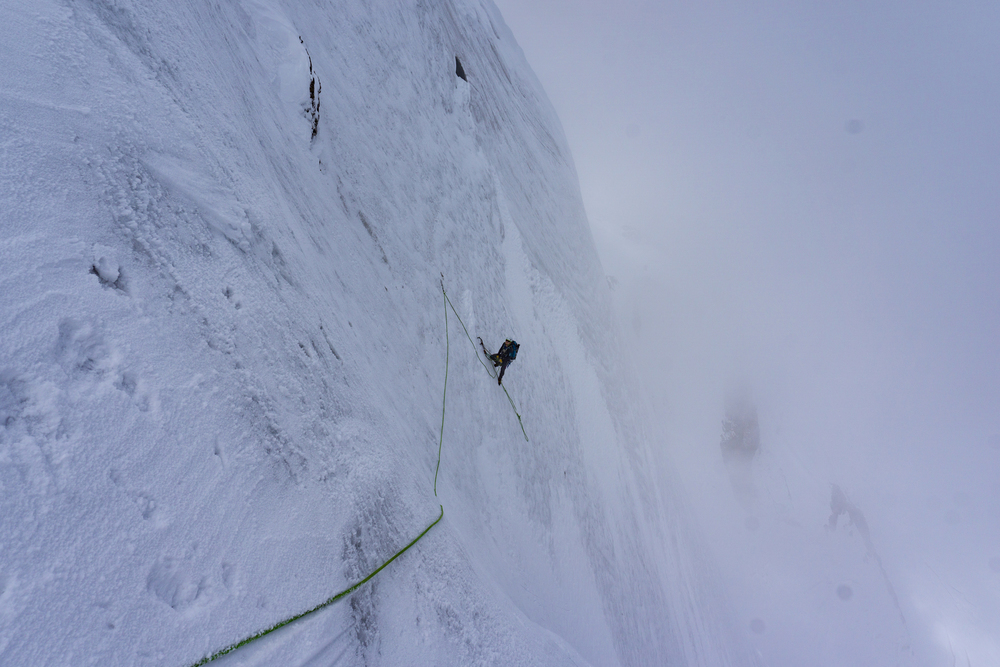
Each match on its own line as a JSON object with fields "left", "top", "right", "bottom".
{"left": 478, "top": 337, "right": 519, "bottom": 385}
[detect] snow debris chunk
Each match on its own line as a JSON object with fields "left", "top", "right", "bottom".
{"left": 91, "top": 244, "right": 121, "bottom": 286}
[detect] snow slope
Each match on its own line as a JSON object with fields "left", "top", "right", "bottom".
{"left": 1, "top": 1, "right": 753, "bottom": 665}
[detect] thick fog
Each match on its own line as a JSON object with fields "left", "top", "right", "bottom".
{"left": 494, "top": 1, "right": 1000, "bottom": 664}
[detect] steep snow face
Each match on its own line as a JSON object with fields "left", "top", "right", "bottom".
{"left": 0, "top": 1, "right": 751, "bottom": 666}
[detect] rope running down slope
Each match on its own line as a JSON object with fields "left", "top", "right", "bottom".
{"left": 188, "top": 277, "right": 524, "bottom": 665}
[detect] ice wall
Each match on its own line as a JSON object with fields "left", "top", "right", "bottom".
{"left": 0, "top": 1, "right": 752, "bottom": 665}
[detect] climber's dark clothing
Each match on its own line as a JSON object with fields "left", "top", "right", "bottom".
{"left": 479, "top": 337, "right": 519, "bottom": 385}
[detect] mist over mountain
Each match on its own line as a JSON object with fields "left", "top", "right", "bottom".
{"left": 493, "top": 2, "right": 1000, "bottom": 664}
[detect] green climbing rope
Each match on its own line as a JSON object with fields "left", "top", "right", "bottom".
{"left": 188, "top": 505, "right": 444, "bottom": 666}
{"left": 434, "top": 287, "right": 449, "bottom": 497}
{"left": 187, "top": 276, "right": 526, "bottom": 667}
{"left": 441, "top": 288, "right": 497, "bottom": 378}
{"left": 441, "top": 285, "right": 529, "bottom": 442}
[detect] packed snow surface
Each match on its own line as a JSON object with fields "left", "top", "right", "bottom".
{"left": 0, "top": 1, "right": 752, "bottom": 665}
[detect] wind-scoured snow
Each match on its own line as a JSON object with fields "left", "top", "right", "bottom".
{"left": 1, "top": 1, "right": 753, "bottom": 666}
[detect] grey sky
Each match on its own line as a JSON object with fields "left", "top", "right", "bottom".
{"left": 493, "top": 1, "right": 1000, "bottom": 663}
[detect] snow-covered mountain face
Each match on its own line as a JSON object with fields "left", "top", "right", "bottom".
{"left": 0, "top": 1, "right": 754, "bottom": 665}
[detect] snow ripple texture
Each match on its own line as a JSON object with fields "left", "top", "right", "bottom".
{"left": 0, "top": 1, "right": 755, "bottom": 665}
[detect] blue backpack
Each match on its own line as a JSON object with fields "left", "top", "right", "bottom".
{"left": 506, "top": 340, "right": 519, "bottom": 360}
